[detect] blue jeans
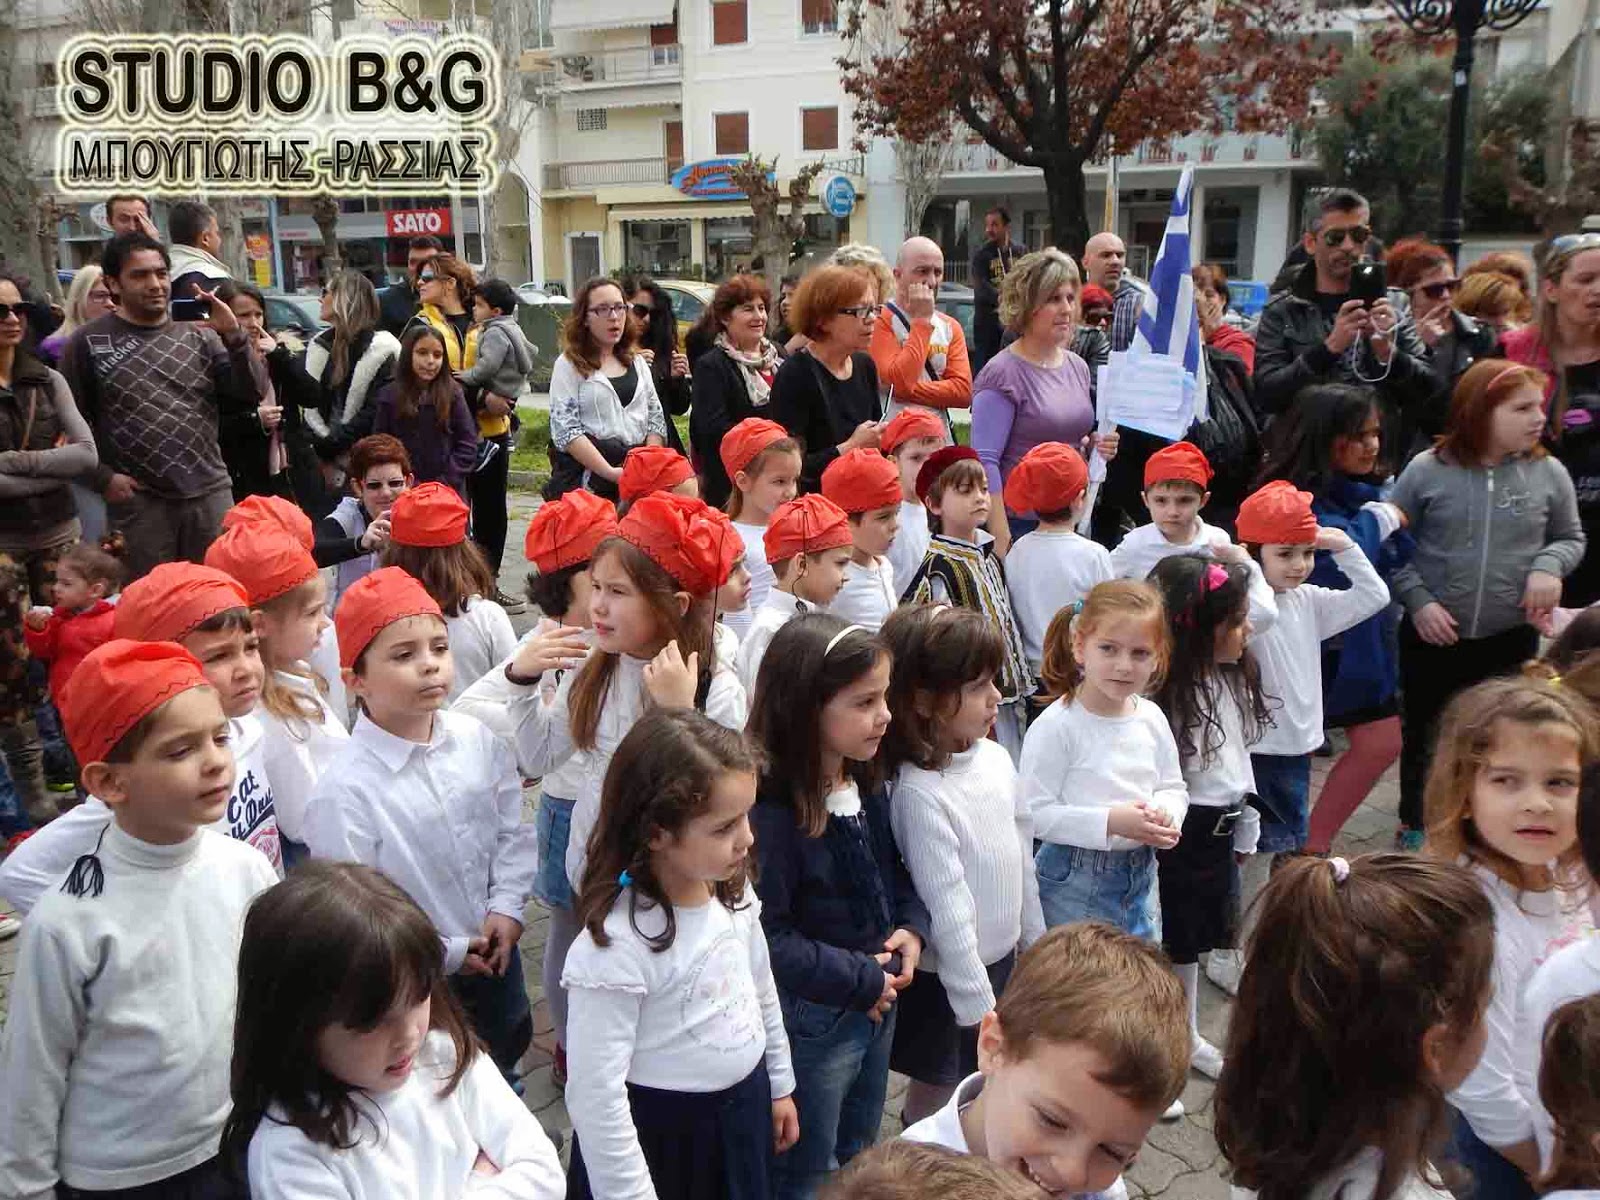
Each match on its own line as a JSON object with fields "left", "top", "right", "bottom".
{"left": 449, "top": 946, "right": 532, "bottom": 1084}
{"left": 774, "top": 994, "right": 896, "bottom": 1200}
{"left": 0, "top": 754, "right": 28, "bottom": 840}
{"left": 1447, "top": 1110, "right": 1536, "bottom": 1200}
{"left": 1251, "top": 753, "right": 1311, "bottom": 855}
{"left": 1036, "top": 843, "right": 1161, "bottom": 942}
{"left": 534, "top": 793, "right": 575, "bottom": 909}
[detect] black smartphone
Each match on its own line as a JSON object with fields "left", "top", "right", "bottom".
{"left": 883, "top": 951, "right": 904, "bottom": 978}
{"left": 1349, "top": 261, "right": 1387, "bottom": 307}
{"left": 170, "top": 297, "right": 211, "bottom": 321}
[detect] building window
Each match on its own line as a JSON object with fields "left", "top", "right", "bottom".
{"left": 576, "top": 109, "right": 608, "bottom": 132}
{"left": 712, "top": 0, "right": 748, "bottom": 45}
{"left": 1022, "top": 210, "right": 1049, "bottom": 252}
{"left": 800, "top": 0, "right": 837, "bottom": 34}
{"left": 715, "top": 111, "right": 749, "bottom": 155}
{"left": 801, "top": 106, "right": 838, "bottom": 152}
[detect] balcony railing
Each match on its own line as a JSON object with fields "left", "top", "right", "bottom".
{"left": 944, "top": 129, "right": 1313, "bottom": 175}
{"left": 544, "top": 158, "right": 669, "bottom": 191}
{"left": 551, "top": 44, "right": 682, "bottom": 85}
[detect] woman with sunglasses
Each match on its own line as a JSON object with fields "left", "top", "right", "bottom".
{"left": 769, "top": 264, "right": 885, "bottom": 494}
{"left": 1385, "top": 237, "right": 1497, "bottom": 464}
{"left": 1501, "top": 232, "right": 1600, "bottom": 607}
{"left": 622, "top": 275, "right": 691, "bottom": 457}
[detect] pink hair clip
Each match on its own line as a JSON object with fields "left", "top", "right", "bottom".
{"left": 1203, "top": 563, "right": 1229, "bottom": 592}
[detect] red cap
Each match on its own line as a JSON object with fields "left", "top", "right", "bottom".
{"left": 720, "top": 418, "right": 792, "bottom": 480}
{"left": 204, "top": 524, "right": 318, "bottom": 605}
{"left": 763, "top": 494, "right": 853, "bottom": 564}
{"left": 880, "top": 408, "right": 946, "bottom": 455}
{"left": 619, "top": 445, "right": 696, "bottom": 504}
{"left": 1003, "top": 442, "right": 1089, "bottom": 515}
{"left": 60, "top": 639, "right": 210, "bottom": 766}
{"left": 389, "top": 482, "right": 470, "bottom": 547}
{"left": 822, "top": 448, "right": 902, "bottom": 513}
{"left": 1144, "top": 441, "right": 1213, "bottom": 490}
{"left": 915, "top": 445, "right": 981, "bottom": 504}
{"left": 619, "top": 493, "right": 742, "bottom": 595}
{"left": 221, "top": 495, "right": 313, "bottom": 551}
{"left": 1236, "top": 480, "right": 1319, "bottom": 546}
{"left": 1080, "top": 284, "right": 1114, "bottom": 309}
{"left": 115, "top": 563, "right": 250, "bottom": 643}
{"left": 334, "top": 566, "right": 444, "bottom": 669}
{"left": 525, "top": 488, "right": 619, "bottom": 574}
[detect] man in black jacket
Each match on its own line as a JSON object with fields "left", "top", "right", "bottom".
{"left": 1255, "top": 190, "right": 1432, "bottom": 464}
{"left": 969, "top": 206, "right": 1025, "bottom": 374}
{"left": 376, "top": 235, "right": 443, "bottom": 337}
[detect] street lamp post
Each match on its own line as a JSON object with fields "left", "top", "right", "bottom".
{"left": 1385, "top": 0, "right": 1541, "bottom": 262}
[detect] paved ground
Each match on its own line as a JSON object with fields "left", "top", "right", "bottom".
{"left": 0, "top": 496, "right": 1403, "bottom": 1197}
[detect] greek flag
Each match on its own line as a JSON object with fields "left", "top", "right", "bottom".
{"left": 1132, "top": 164, "right": 1207, "bottom": 416}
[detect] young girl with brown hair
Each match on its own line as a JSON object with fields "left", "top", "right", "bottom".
{"left": 721, "top": 417, "right": 803, "bottom": 642}
{"left": 373, "top": 326, "right": 479, "bottom": 495}
{"left": 1215, "top": 853, "right": 1496, "bottom": 1200}
{"left": 1536, "top": 996, "right": 1600, "bottom": 1199}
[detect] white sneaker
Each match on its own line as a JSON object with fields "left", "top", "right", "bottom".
{"left": 1190, "top": 1035, "right": 1224, "bottom": 1080}
{"left": 1161, "top": 1097, "right": 1185, "bottom": 1120}
{"left": 1205, "top": 949, "right": 1244, "bottom": 997}
{"left": 0, "top": 914, "right": 19, "bottom": 941}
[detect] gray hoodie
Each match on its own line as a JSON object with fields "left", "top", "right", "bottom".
{"left": 458, "top": 313, "right": 536, "bottom": 400}
{"left": 1389, "top": 448, "right": 1585, "bottom": 639}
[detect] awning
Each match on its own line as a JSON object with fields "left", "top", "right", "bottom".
{"left": 558, "top": 83, "right": 680, "bottom": 111}
{"left": 550, "top": 0, "right": 674, "bottom": 33}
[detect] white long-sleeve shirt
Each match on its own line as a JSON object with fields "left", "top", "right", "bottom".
{"left": 0, "top": 824, "right": 276, "bottom": 1200}
{"left": 303, "top": 709, "right": 538, "bottom": 975}
{"left": 0, "top": 714, "right": 280, "bottom": 915}
{"left": 722, "top": 520, "right": 775, "bottom": 643}
{"left": 1006, "top": 529, "right": 1114, "bottom": 671}
{"left": 1451, "top": 863, "right": 1592, "bottom": 1150}
{"left": 735, "top": 590, "right": 815, "bottom": 699}
{"left": 890, "top": 738, "right": 1045, "bottom": 1026}
{"left": 562, "top": 890, "right": 795, "bottom": 1200}
{"left": 1250, "top": 546, "right": 1391, "bottom": 757}
{"left": 247, "top": 1031, "right": 565, "bottom": 1200}
{"left": 1109, "top": 519, "right": 1232, "bottom": 581}
{"left": 445, "top": 597, "right": 517, "bottom": 703}
{"left": 886, "top": 499, "right": 930, "bottom": 597}
{"left": 829, "top": 555, "right": 898, "bottom": 632}
{"left": 1179, "top": 675, "right": 1262, "bottom": 855}
{"left": 258, "top": 671, "right": 350, "bottom": 843}
{"left": 1021, "top": 696, "right": 1188, "bottom": 851}
{"left": 1516, "top": 935, "right": 1600, "bottom": 1170}
{"left": 497, "top": 646, "right": 747, "bottom": 890}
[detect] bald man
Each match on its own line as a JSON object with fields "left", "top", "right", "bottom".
{"left": 1084, "top": 232, "right": 1153, "bottom": 352}
{"left": 869, "top": 237, "right": 972, "bottom": 435}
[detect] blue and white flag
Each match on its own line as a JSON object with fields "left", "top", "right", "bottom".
{"left": 1132, "top": 163, "right": 1207, "bottom": 416}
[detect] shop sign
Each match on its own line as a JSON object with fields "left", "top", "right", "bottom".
{"left": 245, "top": 232, "right": 272, "bottom": 261}
{"left": 670, "top": 158, "right": 772, "bottom": 201}
{"left": 386, "top": 207, "right": 452, "bottom": 237}
{"left": 822, "top": 175, "right": 857, "bottom": 219}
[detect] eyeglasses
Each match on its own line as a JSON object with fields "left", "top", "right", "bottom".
{"left": 1417, "top": 278, "right": 1461, "bottom": 300}
{"left": 630, "top": 303, "right": 652, "bottom": 318}
{"left": 0, "top": 303, "right": 21, "bottom": 321}
{"left": 839, "top": 304, "right": 882, "bottom": 320}
{"left": 1322, "top": 225, "right": 1372, "bottom": 248}
{"left": 589, "top": 303, "right": 628, "bottom": 318}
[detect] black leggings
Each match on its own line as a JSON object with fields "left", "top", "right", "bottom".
{"left": 468, "top": 433, "right": 511, "bottom": 576}
{"left": 1398, "top": 619, "right": 1539, "bottom": 830}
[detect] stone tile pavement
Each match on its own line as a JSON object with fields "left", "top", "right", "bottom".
{"left": 0, "top": 495, "right": 1406, "bottom": 1198}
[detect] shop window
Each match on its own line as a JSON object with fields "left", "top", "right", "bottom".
{"left": 712, "top": 0, "right": 747, "bottom": 45}
{"left": 576, "top": 109, "right": 608, "bottom": 132}
{"left": 801, "top": 106, "right": 838, "bottom": 152}
{"left": 800, "top": 0, "right": 836, "bottom": 35}
{"left": 715, "top": 111, "right": 749, "bottom": 156}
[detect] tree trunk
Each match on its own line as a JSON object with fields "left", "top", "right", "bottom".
{"left": 312, "top": 196, "right": 342, "bottom": 279}
{"left": 1042, "top": 156, "right": 1092, "bottom": 260}
{"left": 0, "top": 0, "right": 49, "bottom": 287}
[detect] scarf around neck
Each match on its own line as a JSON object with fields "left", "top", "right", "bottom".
{"left": 716, "top": 332, "right": 779, "bottom": 408}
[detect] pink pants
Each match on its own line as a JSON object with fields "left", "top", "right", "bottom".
{"left": 1306, "top": 716, "right": 1403, "bottom": 853}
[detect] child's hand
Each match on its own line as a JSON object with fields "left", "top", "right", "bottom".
{"left": 24, "top": 606, "right": 50, "bottom": 630}
{"left": 509, "top": 625, "right": 588, "bottom": 680}
{"left": 1524, "top": 570, "right": 1563, "bottom": 625}
{"left": 1089, "top": 428, "right": 1119, "bottom": 462}
{"left": 644, "top": 641, "right": 699, "bottom": 709}
{"left": 882, "top": 928, "right": 921, "bottom": 988}
{"left": 471, "top": 1149, "right": 500, "bottom": 1176}
{"left": 480, "top": 914, "right": 524, "bottom": 976}
{"left": 1313, "top": 526, "right": 1354, "bottom": 553}
{"left": 1106, "top": 802, "right": 1181, "bottom": 849}
{"left": 772, "top": 1096, "right": 800, "bottom": 1153}
{"left": 1412, "top": 601, "right": 1459, "bottom": 646}
{"left": 461, "top": 936, "right": 494, "bottom": 976}
{"left": 1210, "top": 541, "right": 1248, "bottom": 566}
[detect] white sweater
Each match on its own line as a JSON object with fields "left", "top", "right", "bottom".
{"left": 0, "top": 714, "right": 280, "bottom": 916}
{"left": 563, "top": 890, "right": 795, "bottom": 1200}
{"left": 1020, "top": 696, "right": 1187, "bottom": 851}
{"left": 0, "top": 825, "right": 277, "bottom": 1199}
{"left": 886, "top": 499, "right": 929, "bottom": 597}
{"left": 723, "top": 520, "right": 775, "bottom": 643}
{"left": 498, "top": 646, "right": 747, "bottom": 889}
{"left": 889, "top": 738, "right": 1045, "bottom": 1025}
{"left": 1109, "top": 519, "right": 1231, "bottom": 581}
{"left": 1250, "top": 546, "right": 1391, "bottom": 757}
{"left": 257, "top": 670, "right": 350, "bottom": 843}
{"left": 735, "top": 591, "right": 816, "bottom": 698}
{"left": 1180, "top": 677, "right": 1262, "bottom": 854}
{"left": 248, "top": 1031, "right": 565, "bottom": 1200}
{"left": 1451, "top": 863, "right": 1592, "bottom": 1149}
{"left": 828, "top": 555, "right": 897, "bottom": 632}
{"left": 1228, "top": 1147, "right": 1451, "bottom": 1200}
{"left": 445, "top": 596, "right": 517, "bottom": 703}
{"left": 1006, "top": 529, "right": 1113, "bottom": 670}
{"left": 1518, "top": 935, "right": 1600, "bottom": 1170}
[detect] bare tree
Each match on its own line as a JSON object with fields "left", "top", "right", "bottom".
{"left": 312, "top": 195, "right": 343, "bottom": 277}
{"left": 1484, "top": 118, "right": 1600, "bottom": 239}
{"left": 897, "top": 132, "right": 956, "bottom": 239}
{"left": 728, "top": 157, "right": 825, "bottom": 299}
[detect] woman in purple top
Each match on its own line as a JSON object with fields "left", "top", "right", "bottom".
{"left": 970, "top": 248, "right": 1117, "bottom": 545}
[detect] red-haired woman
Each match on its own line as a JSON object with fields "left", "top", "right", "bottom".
{"left": 687, "top": 274, "right": 785, "bottom": 507}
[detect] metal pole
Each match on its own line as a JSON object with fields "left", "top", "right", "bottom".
{"left": 1437, "top": 0, "right": 1486, "bottom": 263}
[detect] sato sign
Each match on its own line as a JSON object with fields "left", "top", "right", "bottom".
{"left": 387, "top": 207, "right": 452, "bottom": 237}
{"left": 671, "top": 158, "right": 774, "bottom": 200}
{"left": 823, "top": 175, "right": 856, "bottom": 218}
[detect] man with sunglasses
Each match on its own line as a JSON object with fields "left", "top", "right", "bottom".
{"left": 1255, "top": 189, "right": 1431, "bottom": 452}
{"left": 377, "top": 235, "right": 443, "bottom": 337}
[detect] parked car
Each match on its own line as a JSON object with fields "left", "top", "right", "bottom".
{"left": 653, "top": 279, "right": 716, "bottom": 344}
{"left": 935, "top": 282, "right": 976, "bottom": 348}
{"left": 258, "top": 291, "right": 325, "bottom": 338}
